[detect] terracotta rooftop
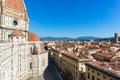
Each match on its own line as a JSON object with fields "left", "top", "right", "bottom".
{"left": 62, "top": 52, "right": 90, "bottom": 61}
{"left": 87, "top": 61, "right": 120, "bottom": 77}
{"left": 28, "top": 32, "right": 40, "bottom": 42}
{"left": 63, "top": 53, "right": 79, "bottom": 60}
{"left": 92, "top": 52, "right": 115, "bottom": 61}
{"left": 109, "top": 63, "right": 120, "bottom": 71}
{"left": 88, "top": 46, "right": 100, "bottom": 50}
{"left": 111, "top": 57, "right": 120, "bottom": 62}
{"left": 5, "top": 0, "right": 25, "bottom": 13}
{"left": 89, "top": 61, "right": 111, "bottom": 69}
{"left": 9, "top": 30, "right": 24, "bottom": 36}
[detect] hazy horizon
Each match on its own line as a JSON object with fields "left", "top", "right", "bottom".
{"left": 41, "top": 36, "right": 100, "bottom": 38}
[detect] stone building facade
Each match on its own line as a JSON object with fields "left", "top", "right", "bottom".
{"left": 0, "top": 0, "right": 48, "bottom": 80}
{"left": 86, "top": 61, "right": 120, "bottom": 80}
{"left": 52, "top": 49, "right": 92, "bottom": 80}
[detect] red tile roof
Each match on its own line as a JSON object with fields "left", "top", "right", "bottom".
{"left": 9, "top": 30, "right": 24, "bottom": 36}
{"left": 28, "top": 32, "right": 40, "bottom": 42}
{"left": 62, "top": 52, "right": 89, "bottom": 60}
{"left": 88, "top": 61, "right": 120, "bottom": 77}
{"left": 110, "top": 63, "right": 120, "bottom": 71}
{"left": 92, "top": 52, "right": 115, "bottom": 61}
{"left": 111, "top": 57, "right": 120, "bottom": 62}
{"left": 65, "top": 53, "right": 79, "bottom": 60}
{"left": 90, "top": 61, "right": 110, "bottom": 69}
{"left": 0, "top": 0, "right": 1, "bottom": 3}
{"left": 5, "top": 0, "right": 25, "bottom": 13}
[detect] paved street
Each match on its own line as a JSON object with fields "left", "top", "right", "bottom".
{"left": 44, "top": 57, "right": 62, "bottom": 80}
{"left": 29, "top": 57, "right": 63, "bottom": 80}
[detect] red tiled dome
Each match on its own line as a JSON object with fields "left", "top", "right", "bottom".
{"left": 28, "top": 32, "right": 40, "bottom": 42}
{"left": 9, "top": 30, "right": 24, "bottom": 36}
{"left": 5, "top": 0, "right": 25, "bottom": 13}
{"left": 0, "top": 0, "right": 1, "bottom": 4}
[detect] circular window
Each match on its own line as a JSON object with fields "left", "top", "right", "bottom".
{"left": 13, "top": 21, "right": 18, "bottom": 26}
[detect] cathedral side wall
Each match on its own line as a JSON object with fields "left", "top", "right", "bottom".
{"left": 0, "top": 42, "right": 48, "bottom": 80}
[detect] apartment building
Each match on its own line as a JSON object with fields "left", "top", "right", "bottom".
{"left": 86, "top": 61, "right": 120, "bottom": 80}
{"left": 52, "top": 49, "right": 92, "bottom": 80}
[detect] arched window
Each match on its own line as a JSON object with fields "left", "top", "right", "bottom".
{"left": 30, "top": 62, "right": 32, "bottom": 69}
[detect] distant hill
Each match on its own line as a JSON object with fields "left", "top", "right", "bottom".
{"left": 76, "top": 36, "right": 100, "bottom": 41}
{"left": 41, "top": 36, "right": 120, "bottom": 42}
{"left": 41, "top": 37, "right": 74, "bottom": 41}
{"left": 41, "top": 36, "right": 101, "bottom": 41}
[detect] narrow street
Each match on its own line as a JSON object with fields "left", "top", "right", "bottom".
{"left": 43, "top": 57, "right": 62, "bottom": 80}
{"left": 29, "top": 57, "right": 63, "bottom": 80}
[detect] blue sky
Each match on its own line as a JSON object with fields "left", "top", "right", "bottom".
{"left": 24, "top": 0, "right": 120, "bottom": 38}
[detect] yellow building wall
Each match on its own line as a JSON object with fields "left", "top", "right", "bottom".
{"left": 86, "top": 65, "right": 119, "bottom": 80}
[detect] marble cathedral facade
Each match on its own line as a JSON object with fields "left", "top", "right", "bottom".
{"left": 0, "top": 0, "right": 48, "bottom": 80}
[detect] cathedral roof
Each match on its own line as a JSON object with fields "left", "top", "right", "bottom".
{"left": 28, "top": 32, "right": 40, "bottom": 42}
{"left": 5, "top": 0, "right": 25, "bottom": 13}
{"left": 9, "top": 30, "right": 24, "bottom": 36}
{"left": 0, "top": 0, "right": 1, "bottom": 4}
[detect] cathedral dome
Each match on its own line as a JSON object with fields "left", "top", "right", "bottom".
{"left": 28, "top": 32, "right": 40, "bottom": 42}
{"left": 9, "top": 30, "right": 24, "bottom": 36}
{"left": 5, "top": 0, "right": 25, "bottom": 13}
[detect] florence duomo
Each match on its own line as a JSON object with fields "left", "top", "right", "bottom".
{"left": 0, "top": 0, "right": 48, "bottom": 80}
{"left": 0, "top": 0, "right": 120, "bottom": 80}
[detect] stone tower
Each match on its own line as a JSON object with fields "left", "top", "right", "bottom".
{"left": 114, "top": 33, "right": 118, "bottom": 44}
